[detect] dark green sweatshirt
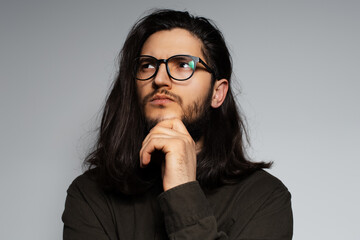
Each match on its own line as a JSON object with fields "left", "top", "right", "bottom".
{"left": 62, "top": 170, "right": 293, "bottom": 239}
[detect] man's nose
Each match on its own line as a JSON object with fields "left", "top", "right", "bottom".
{"left": 153, "top": 63, "right": 172, "bottom": 88}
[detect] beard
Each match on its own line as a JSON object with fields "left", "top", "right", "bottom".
{"left": 143, "top": 88, "right": 212, "bottom": 142}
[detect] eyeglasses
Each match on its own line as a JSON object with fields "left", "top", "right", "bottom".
{"left": 134, "top": 54, "right": 214, "bottom": 81}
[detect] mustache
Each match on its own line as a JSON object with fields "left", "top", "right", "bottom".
{"left": 142, "top": 89, "right": 183, "bottom": 106}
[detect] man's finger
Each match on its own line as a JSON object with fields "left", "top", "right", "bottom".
{"left": 156, "top": 118, "right": 190, "bottom": 135}
{"left": 140, "top": 137, "right": 171, "bottom": 167}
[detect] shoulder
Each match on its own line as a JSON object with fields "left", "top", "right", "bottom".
{"left": 242, "top": 169, "right": 289, "bottom": 194}
{"left": 234, "top": 170, "right": 291, "bottom": 206}
{"left": 65, "top": 168, "right": 111, "bottom": 207}
{"left": 207, "top": 170, "right": 291, "bottom": 220}
{"left": 231, "top": 170, "right": 292, "bottom": 221}
{"left": 230, "top": 171, "right": 293, "bottom": 238}
{"left": 63, "top": 170, "right": 126, "bottom": 239}
{"left": 206, "top": 170, "right": 292, "bottom": 237}
{"left": 212, "top": 170, "right": 290, "bottom": 198}
{"left": 67, "top": 169, "right": 100, "bottom": 193}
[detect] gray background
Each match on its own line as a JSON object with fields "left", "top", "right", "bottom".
{"left": 1, "top": 0, "right": 359, "bottom": 239}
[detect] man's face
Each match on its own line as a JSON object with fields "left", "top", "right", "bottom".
{"left": 136, "top": 28, "right": 214, "bottom": 128}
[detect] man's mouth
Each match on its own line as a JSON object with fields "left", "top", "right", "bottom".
{"left": 150, "top": 94, "right": 175, "bottom": 105}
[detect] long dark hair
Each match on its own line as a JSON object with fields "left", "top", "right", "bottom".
{"left": 85, "top": 9, "right": 271, "bottom": 194}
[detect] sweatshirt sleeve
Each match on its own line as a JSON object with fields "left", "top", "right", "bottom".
{"left": 158, "top": 180, "right": 293, "bottom": 240}
{"left": 158, "top": 181, "right": 228, "bottom": 239}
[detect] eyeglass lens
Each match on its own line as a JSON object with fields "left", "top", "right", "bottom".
{"left": 136, "top": 55, "right": 196, "bottom": 80}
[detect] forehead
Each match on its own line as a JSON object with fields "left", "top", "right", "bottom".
{"left": 141, "top": 28, "right": 204, "bottom": 59}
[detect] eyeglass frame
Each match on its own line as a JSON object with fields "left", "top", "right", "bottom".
{"left": 134, "top": 54, "right": 215, "bottom": 81}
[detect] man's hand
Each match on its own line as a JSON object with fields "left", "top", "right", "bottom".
{"left": 140, "top": 119, "right": 197, "bottom": 191}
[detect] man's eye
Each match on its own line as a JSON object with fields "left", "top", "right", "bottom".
{"left": 179, "top": 61, "right": 194, "bottom": 70}
{"left": 141, "top": 63, "right": 155, "bottom": 69}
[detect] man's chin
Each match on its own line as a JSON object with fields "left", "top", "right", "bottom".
{"left": 145, "top": 113, "right": 181, "bottom": 124}
{"left": 144, "top": 113, "right": 209, "bottom": 142}
{"left": 145, "top": 116, "right": 178, "bottom": 131}
{"left": 143, "top": 93, "right": 212, "bottom": 141}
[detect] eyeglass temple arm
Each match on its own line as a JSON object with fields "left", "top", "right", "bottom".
{"left": 198, "top": 58, "right": 216, "bottom": 77}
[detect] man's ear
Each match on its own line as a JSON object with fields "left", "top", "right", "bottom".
{"left": 211, "top": 79, "right": 229, "bottom": 108}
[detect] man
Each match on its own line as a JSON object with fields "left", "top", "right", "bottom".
{"left": 62, "top": 9, "right": 293, "bottom": 240}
